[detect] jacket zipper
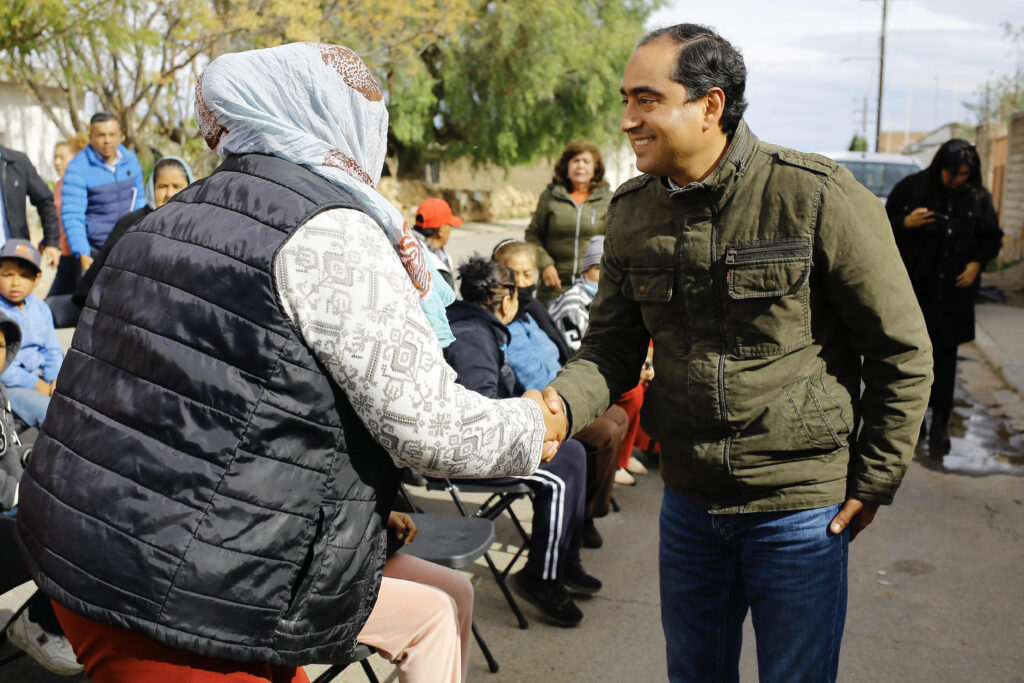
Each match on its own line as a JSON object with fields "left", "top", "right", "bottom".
{"left": 725, "top": 238, "right": 810, "bottom": 264}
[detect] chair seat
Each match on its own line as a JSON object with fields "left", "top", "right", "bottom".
{"left": 400, "top": 514, "right": 494, "bottom": 569}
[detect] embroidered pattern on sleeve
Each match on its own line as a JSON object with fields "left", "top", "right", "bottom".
{"left": 275, "top": 209, "right": 544, "bottom": 478}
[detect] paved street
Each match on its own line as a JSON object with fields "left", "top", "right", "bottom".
{"left": 2, "top": 222, "right": 1022, "bottom": 681}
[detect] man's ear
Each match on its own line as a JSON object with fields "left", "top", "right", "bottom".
{"left": 703, "top": 87, "right": 726, "bottom": 132}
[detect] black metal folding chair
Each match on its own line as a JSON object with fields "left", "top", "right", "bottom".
{"left": 311, "top": 643, "right": 378, "bottom": 683}
{"left": 425, "top": 478, "right": 534, "bottom": 629}
{"left": 400, "top": 512, "right": 500, "bottom": 673}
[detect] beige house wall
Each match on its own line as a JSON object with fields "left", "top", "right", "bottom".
{"left": 1000, "top": 111, "right": 1024, "bottom": 263}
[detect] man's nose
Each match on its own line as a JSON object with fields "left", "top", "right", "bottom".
{"left": 621, "top": 103, "right": 640, "bottom": 132}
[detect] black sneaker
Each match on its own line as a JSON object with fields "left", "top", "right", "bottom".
{"left": 582, "top": 518, "right": 603, "bottom": 549}
{"left": 563, "top": 557, "right": 602, "bottom": 595}
{"left": 512, "top": 571, "right": 583, "bottom": 627}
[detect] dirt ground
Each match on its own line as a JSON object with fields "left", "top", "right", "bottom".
{"left": 981, "top": 259, "right": 1024, "bottom": 308}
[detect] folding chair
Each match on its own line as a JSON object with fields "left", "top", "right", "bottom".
{"left": 425, "top": 478, "right": 533, "bottom": 629}
{"left": 311, "top": 643, "right": 378, "bottom": 683}
{"left": 400, "top": 512, "right": 500, "bottom": 673}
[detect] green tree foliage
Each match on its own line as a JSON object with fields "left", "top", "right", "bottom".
{"left": 1, "top": 0, "right": 660, "bottom": 175}
{"left": 968, "top": 22, "right": 1023, "bottom": 124}
{"left": 427, "top": 0, "right": 658, "bottom": 171}
{"left": 848, "top": 134, "right": 868, "bottom": 152}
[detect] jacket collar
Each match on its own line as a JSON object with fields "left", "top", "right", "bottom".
{"left": 663, "top": 119, "right": 757, "bottom": 205}
{"left": 84, "top": 144, "right": 125, "bottom": 169}
{"left": 550, "top": 183, "right": 610, "bottom": 203}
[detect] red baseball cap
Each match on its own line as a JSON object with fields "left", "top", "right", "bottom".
{"left": 415, "top": 198, "right": 463, "bottom": 230}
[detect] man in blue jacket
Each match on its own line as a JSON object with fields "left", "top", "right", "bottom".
{"left": 60, "top": 112, "right": 145, "bottom": 272}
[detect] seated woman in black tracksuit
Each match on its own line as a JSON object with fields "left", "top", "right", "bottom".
{"left": 444, "top": 257, "right": 599, "bottom": 628}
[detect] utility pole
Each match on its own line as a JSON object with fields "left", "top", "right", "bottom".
{"left": 875, "top": 0, "right": 888, "bottom": 153}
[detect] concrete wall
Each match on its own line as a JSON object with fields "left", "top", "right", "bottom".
{"left": 1000, "top": 110, "right": 1024, "bottom": 263}
{"left": 976, "top": 120, "right": 1008, "bottom": 195}
{"left": 439, "top": 139, "right": 641, "bottom": 197}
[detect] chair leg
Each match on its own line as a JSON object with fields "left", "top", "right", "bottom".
{"left": 483, "top": 551, "right": 528, "bottom": 629}
{"left": 610, "top": 496, "right": 621, "bottom": 513}
{"left": 444, "top": 482, "right": 531, "bottom": 628}
{"left": 359, "top": 658, "right": 380, "bottom": 682}
{"left": 471, "top": 620, "right": 500, "bottom": 673}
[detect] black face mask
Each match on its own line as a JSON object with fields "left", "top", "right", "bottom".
{"left": 517, "top": 284, "right": 536, "bottom": 308}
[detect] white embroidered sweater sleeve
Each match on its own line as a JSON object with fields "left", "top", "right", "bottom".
{"left": 274, "top": 207, "right": 544, "bottom": 478}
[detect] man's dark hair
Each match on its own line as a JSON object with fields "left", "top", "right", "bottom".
{"left": 640, "top": 24, "right": 748, "bottom": 136}
{"left": 89, "top": 112, "right": 118, "bottom": 126}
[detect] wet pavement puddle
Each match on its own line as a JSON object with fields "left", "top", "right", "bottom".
{"left": 915, "top": 385, "right": 1024, "bottom": 477}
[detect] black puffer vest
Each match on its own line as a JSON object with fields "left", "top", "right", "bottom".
{"left": 17, "top": 153, "right": 398, "bottom": 666}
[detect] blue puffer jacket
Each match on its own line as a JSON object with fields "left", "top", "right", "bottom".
{"left": 60, "top": 144, "right": 145, "bottom": 257}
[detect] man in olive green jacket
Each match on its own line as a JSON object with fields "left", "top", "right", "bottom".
{"left": 543, "top": 24, "right": 932, "bottom": 682}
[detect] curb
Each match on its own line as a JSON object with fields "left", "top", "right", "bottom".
{"left": 973, "top": 304, "right": 1024, "bottom": 396}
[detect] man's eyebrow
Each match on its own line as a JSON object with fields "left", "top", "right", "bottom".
{"left": 620, "top": 85, "right": 665, "bottom": 98}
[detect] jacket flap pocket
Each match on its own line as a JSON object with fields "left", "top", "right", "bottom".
{"left": 622, "top": 268, "right": 673, "bottom": 303}
{"left": 726, "top": 239, "right": 811, "bottom": 300}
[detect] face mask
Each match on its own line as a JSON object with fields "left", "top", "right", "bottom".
{"left": 517, "top": 284, "right": 536, "bottom": 308}
{"left": 582, "top": 279, "right": 599, "bottom": 296}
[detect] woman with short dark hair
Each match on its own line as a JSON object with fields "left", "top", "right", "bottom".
{"left": 886, "top": 139, "right": 1003, "bottom": 449}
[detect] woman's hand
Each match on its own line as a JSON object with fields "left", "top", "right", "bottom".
{"left": 541, "top": 265, "right": 562, "bottom": 289}
{"left": 523, "top": 389, "right": 567, "bottom": 461}
{"left": 955, "top": 261, "right": 982, "bottom": 288}
{"left": 387, "top": 511, "right": 418, "bottom": 546}
{"left": 903, "top": 207, "right": 935, "bottom": 228}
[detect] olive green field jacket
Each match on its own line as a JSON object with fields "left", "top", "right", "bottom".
{"left": 550, "top": 121, "right": 933, "bottom": 513}
{"left": 525, "top": 183, "right": 611, "bottom": 301}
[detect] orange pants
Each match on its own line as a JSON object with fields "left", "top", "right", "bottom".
{"left": 53, "top": 600, "right": 307, "bottom": 683}
{"left": 614, "top": 383, "right": 646, "bottom": 468}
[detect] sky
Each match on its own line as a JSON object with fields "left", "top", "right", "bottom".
{"left": 643, "top": 0, "right": 1021, "bottom": 153}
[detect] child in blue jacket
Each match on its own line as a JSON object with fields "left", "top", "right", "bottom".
{"left": 0, "top": 240, "right": 63, "bottom": 427}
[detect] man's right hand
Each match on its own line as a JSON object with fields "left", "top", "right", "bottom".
{"left": 523, "top": 389, "right": 567, "bottom": 461}
{"left": 903, "top": 207, "right": 935, "bottom": 228}
{"left": 79, "top": 254, "right": 94, "bottom": 271}
{"left": 541, "top": 265, "right": 562, "bottom": 289}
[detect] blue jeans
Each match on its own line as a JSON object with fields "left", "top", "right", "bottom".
{"left": 6, "top": 386, "right": 52, "bottom": 428}
{"left": 660, "top": 487, "right": 848, "bottom": 683}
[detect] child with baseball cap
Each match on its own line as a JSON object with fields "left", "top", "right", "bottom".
{"left": 0, "top": 239, "right": 64, "bottom": 427}
{"left": 413, "top": 198, "right": 462, "bottom": 289}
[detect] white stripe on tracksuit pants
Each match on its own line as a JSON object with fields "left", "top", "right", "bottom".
{"left": 519, "top": 438, "right": 587, "bottom": 581}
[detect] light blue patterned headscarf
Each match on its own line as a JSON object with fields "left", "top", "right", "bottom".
{"left": 195, "top": 42, "right": 455, "bottom": 345}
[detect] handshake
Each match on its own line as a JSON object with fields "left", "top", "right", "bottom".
{"left": 523, "top": 388, "right": 569, "bottom": 462}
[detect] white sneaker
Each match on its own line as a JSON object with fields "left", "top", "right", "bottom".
{"left": 6, "top": 608, "right": 85, "bottom": 676}
{"left": 614, "top": 468, "right": 636, "bottom": 486}
{"left": 625, "top": 457, "right": 648, "bottom": 476}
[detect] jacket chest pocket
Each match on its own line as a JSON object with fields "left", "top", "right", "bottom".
{"left": 621, "top": 267, "right": 675, "bottom": 330}
{"left": 724, "top": 237, "right": 811, "bottom": 358}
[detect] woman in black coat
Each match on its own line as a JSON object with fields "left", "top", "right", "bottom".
{"left": 886, "top": 139, "right": 1003, "bottom": 448}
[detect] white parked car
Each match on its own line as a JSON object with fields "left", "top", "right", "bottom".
{"left": 825, "top": 152, "right": 922, "bottom": 203}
